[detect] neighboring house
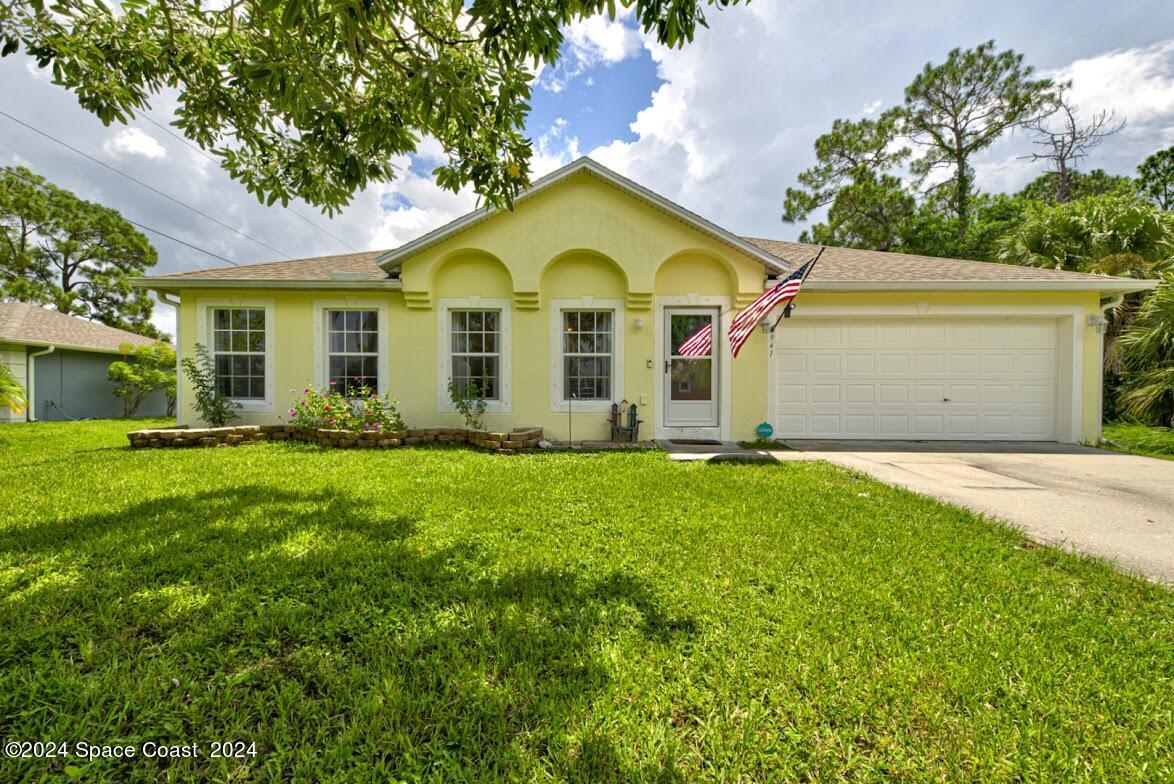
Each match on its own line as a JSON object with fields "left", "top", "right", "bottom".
{"left": 134, "top": 158, "right": 1157, "bottom": 443}
{"left": 0, "top": 301, "right": 168, "bottom": 422}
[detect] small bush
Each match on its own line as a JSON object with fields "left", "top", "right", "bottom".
{"left": 289, "top": 385, "right": 405, "bottom": 432}
{"left": 180, "top": 343, "right": 241, "bottom": 427}
{"left": 107, "top": 342, "right": 176, "bottom": 417}
{"left": 448, "top": 376, "right": 488, "bottom": 430}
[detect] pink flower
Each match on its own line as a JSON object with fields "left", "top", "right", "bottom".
{"left": 289, "top": 408, "right": 297, "bottom": 416}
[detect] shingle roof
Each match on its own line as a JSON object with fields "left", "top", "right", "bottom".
{"left": 740, "top": 238, "right": 1122, "bottom": 282}
{"left": 150, "top": 250, "right": 390, "bottom": 282}
{"left": 139, "top": 238, "right": 1140, "bottom": 289}
{"left": 0, "top": 302, "right": 160, "bottom": 353}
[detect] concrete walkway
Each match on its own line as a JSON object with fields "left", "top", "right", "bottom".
{"left": 783, "top": 440, "right": 1174, "bottom": 583}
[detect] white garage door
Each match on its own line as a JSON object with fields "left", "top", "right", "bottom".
{"left": 772, "top": 318, "right": 1058, "bottom": 440}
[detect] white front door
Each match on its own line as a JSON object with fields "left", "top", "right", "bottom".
{"left": 664, "top": 308, "right": 720, "bottom": 430}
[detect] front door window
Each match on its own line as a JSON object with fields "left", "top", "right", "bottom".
{"left": 665, "top": 309, "right": 719, "bottom": 427}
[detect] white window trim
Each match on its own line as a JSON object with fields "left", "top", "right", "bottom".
{"left": 195, "top": 297, "right": 276, "bottom": 414}
{"left": 312, "top": 298, "right": 391, "bottom": 395}
{"left": 437, "top": 297, "right": 512, "bottom": 413}
{"left": 549, "top": 297, "right": 625, "bottom": 413}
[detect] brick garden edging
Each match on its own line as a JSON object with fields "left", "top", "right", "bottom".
{"left": 127, "top": 425, "right": 544, "bottom": 454}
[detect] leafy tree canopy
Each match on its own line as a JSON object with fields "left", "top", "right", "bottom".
{"left": 902, "top": 41, "right": 1053, "bottom": 237}
{"left": 1016, "top": 169, "right": 1133, "bottom": 204}
{"left": 107, "top": 341, "right": 177, "bottom": 417}
{"left": 1137, "top": 146, "right": 1173, "bottom": 210}
{"left": 995, "top": 194, "right": 1174, "bottom": 276}
{"left": 0, "top": 166, "right": 161, "bottom": 338}
{"left": 0, "top": 0, "right": 742, "bottom": 213}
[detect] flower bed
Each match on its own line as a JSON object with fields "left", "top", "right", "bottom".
{"left": 127, "top": 425, "right": 544, "bottom": 454}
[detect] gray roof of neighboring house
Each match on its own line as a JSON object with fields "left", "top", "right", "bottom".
{"left": 0, "top": 301, "right": 159, "bottom": 353}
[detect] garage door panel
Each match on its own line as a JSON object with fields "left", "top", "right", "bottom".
{"left": 878, "top": 384, "right": 909, "bottom": 404}
{"left": 774, "top": 317, "right": 1058, "bottom": 440}
{"left": 914, "top": 353, "right": 946, "bottom": 374}
{"left": 982, "top": 385, "right": 1016, "bottom": 404}
{"left": 845, "top": 385, "right": 874, "bottom": 403}
{"left": 811, "top": 354, "right": 841, "bottom": 373}
{"left": 845, "top": 353, "right": 876, "bottom": 373}
{"left": 810, "top": 384, "right": 839, "bottom": 403}
{"left": 947, "top": 352, "right": 981, "bottom": 374}
{"left": 877, "top": 354, "right": 910, "bottom": 374}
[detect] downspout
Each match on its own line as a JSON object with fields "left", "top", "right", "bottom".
{"left": 1095, "top": 294, "right": 1125, "bottom": 443}
{"left": 27, "top": 345, "right": 56, "bottom": 422}
{"left": 159, "top": 292, "right": 182, "bottom": 425}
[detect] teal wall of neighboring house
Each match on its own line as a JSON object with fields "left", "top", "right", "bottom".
{"left": 28, "top": 348, "right": 168, "bottom": 422}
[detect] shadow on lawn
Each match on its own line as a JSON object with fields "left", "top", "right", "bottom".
{"left": 0, "top": 486, "right": 695, "bottom": 782}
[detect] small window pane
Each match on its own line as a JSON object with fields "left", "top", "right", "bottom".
{"left": 360, "top": 332, "right": 378, "bottom": 353}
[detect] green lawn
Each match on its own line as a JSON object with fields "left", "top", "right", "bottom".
{"left": 1, "top": 420, "right": 1170, "bottom": 783}
{"left": 1101, "top": 421, "right": 1174, "bottom": 460}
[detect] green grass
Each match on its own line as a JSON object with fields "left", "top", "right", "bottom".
{"left": 1, "top": 420, "right": 1170, "bottom": 783}
{"left": 1101, "top": 421, "right": 1174, "bottom": 460}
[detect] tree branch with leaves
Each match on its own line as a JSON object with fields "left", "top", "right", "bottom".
{"left": 1, "top": 0, "right": 744, "bottom": 213}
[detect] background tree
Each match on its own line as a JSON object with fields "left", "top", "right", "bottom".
{"left": 0, "top": 167, "right": 161, "bottom": 338}
{"left": 1016, "top": 169, "right": 1132, "bottom": 204}
{"left": 782, "top": 110, "right": 910, "bottom": 224}
{"left": 0, "top": 0, "right": 743, "bottom": 213}
{"left": 798, "top": 173, "right": 915, "bottom": 251}
{"left": 0, "top": 363, "right": 27, "bottom": 416}
{"left": 1020, "top": 83, "right": 1124, "bottom": 203}
{"left": 107, "top": 342, "right": 177, "bottom": 417}
{"left": 1115, "top": 273, "right": 1174, "bottom": 426}
{"left": 902, "top": 41, "right": 1052, "bottom": 239}
{"left": 1137, "top": 146, "right": 1173, "bottom": 210}
{"left": 995, "top": 194, "right": 1173, "bottom": 275}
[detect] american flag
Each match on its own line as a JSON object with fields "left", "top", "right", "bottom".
{"left": 728, "top": 259, "right": 812, "bottom": 357}
{"left": 677, "top": 322, "right": 712, "bottom": 357}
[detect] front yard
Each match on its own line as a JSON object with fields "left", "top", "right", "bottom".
{"left": 0, "top": 420, "right": 1170, "bottom": 782}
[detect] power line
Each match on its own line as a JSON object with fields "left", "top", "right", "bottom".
{"left": 0, "top": 108, "right": 293, "bottom": 260}
{"left": 138, "top": 111, "right": 360, "bottom": 252}
{"left": 2, "top": 164, "right": 240, "bottom": 266}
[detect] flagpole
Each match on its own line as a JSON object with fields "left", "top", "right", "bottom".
{"left": 771, "top": 246, "right": 824, "bottom": 330}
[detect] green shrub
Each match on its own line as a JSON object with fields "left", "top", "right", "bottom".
{"left": 107, "top": 342, "right": 176, "bottom": 417}
{"left": 289, "top": 385, "right": 404, "bottom": 432}
{"left": 180, "top": 343, "right": 240, "bottom": 427}
{"left": 448, "top": 376, "right": 488, "bottom": 430}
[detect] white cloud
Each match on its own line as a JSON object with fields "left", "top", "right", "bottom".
{"left": 539, "top": 10, "right": 643, "bottom": 93}
{"left": 531, "top": 118, "right": 582, "bottom": 176}
{"left": 862, "top": 99, "right": 884, "bottom": 115}
{"left": 1049, "top": 39, "right": 1174, "bottom": 153}
{"left": 103, "top": 128, "right": 167, "bottom": 160}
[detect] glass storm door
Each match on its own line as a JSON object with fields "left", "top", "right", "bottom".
{"left": 664, "top": 308, "right": 719, "bottom": 427}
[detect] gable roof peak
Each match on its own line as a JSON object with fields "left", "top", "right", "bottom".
{"left": 376, "top": 155, "right": 789, "bottom": 273}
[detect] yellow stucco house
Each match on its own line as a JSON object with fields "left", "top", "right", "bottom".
{"left": 134, "top": 158, "right": 1154, "bottom": 444}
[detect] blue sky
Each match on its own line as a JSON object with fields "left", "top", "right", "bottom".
{"left": 1, "top": 2, "right": 1173, "bottom": 337}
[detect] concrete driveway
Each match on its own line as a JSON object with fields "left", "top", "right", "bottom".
{"left": 781, "top": 440, "right": 1174, "bottom": 583}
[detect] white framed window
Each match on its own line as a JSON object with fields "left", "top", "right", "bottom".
{"left": 550, "top": 298, "right": 624, "bottom": 412}
{"left": 196, "top": 297, "right": 275, "bottom": 413}
{"left": 437, "top": 298, "right": 511, "bottom": 413}
{"left": 312, "top": 298, "right": 389, "bottom": 395}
